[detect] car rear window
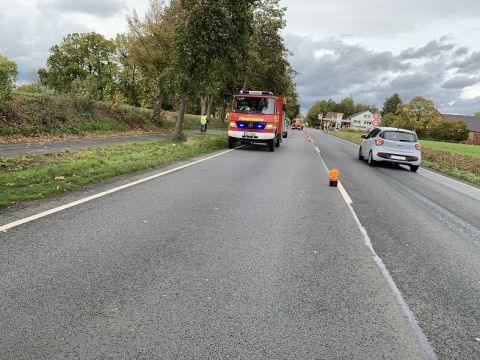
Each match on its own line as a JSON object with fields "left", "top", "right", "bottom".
{"left": 381, "top": 131, "right": 417, "bottom": 142}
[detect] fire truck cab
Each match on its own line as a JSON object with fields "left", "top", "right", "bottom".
{"left": 228, "top": 91, "right": 286, "bottom": 152}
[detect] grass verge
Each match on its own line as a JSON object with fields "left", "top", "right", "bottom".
{"left": 0, "top": 134, "right": 227, "bottom": 210}
{"left": 325, "top": 129, "right": 480, "bottom": 186}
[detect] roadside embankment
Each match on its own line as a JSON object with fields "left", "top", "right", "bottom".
{"left": 325, "top": 129, "right": 480, "bottom": 186}
{"left": 0, "top": 134, "right": 227, "bottom": 210}
{"left": 0, "top": 93, "right": 226, "bottom": 143}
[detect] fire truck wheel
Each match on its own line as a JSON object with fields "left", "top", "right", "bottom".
{"left": 228, "top": 137, "right": 236, "bottom": 149}
{"left": 268, "top": 139, "right": 275, "bottom": 152}
{"left": 275, "top": 136, "right": 280, "bottom": 147}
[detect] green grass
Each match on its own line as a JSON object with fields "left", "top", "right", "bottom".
{"left": 0, "top": 134, "right": 227, "bottom": 210}
{"left": 325, "top": 129, "right": 363, "bottom": 144}
{"left": 421, "top": 161, "right": 480, "bottom": 185}
{"left": 420, "top": 140, "right": 480, "bottom": 157}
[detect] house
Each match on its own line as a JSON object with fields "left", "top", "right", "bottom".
{"left": 348, "top": 111, "right": 374, "bottom": 130}
{"left": 441, "top": 114, "right": 480, "bottom": 145}
{"left": 322, "top": 112, "right": 346, "bottom": 129}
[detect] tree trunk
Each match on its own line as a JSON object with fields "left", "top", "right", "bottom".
{"left": 152, "top": 86, "right": 163, "bottom": 126}
{"left": 200, "top": 95, "right": 207, "bottom": 115}
{"left": 242, "top": 76, "right": 248, "bottom": 91}
{"left": 173, "top": 97, "right": 186, "bottom": 141}
{"left": 206, "top": 95, "right": 214, "bottom": 121}
{"left": 220, "top": 98, "right": 227, "bottom": 123}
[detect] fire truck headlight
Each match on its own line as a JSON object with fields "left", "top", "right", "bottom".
{"left": 265, "top": 124, "right": 275, "bottom": 129}
{"left": 229, "top": 122, "right": 236, "bottom": 127}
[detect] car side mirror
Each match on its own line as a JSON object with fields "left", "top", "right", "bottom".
{"left": 361, "top": 134, "right": 367, "bottom": 139}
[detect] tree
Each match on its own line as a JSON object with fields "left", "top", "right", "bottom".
{"left": 163, "top": 0, "right": 258, "bottom": 140}
{"left": 401, "top": 96, "right": 441, "bottom": 135}
{"left": 39, "top": 32, "right": 117, "bottom": 100}
{"left": 382, "top": 93, "right": 402, "bottom": 115}
{"left": 430, "top": 119, "right": 469, "bottom": 142}
{"left": 127, "top": 0, "right": 180, "bottom": 122}
{"left": 0, "top": 54, "right": 18, "bottom": 100}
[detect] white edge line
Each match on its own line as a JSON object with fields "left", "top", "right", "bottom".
{"left": 337, "top": 181, "right": 353, "bottom": 205}
{"left": 310, "top": 136, "right": 436, "bottom": 359}
{"left": 347, "top": 204, "right": 437, "bottom": 360}
{"left": 0, "top": 148, "right": 236, "bottom": 232}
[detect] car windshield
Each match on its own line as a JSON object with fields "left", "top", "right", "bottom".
{"left": 381, "top": 131, "right": 417, "bottom": 142}
{"left": 233, "top": 96, "right": 275, "bottom": 114}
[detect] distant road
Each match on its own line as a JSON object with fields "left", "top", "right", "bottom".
{"left": 0, "top": 129, "right": 226, "bottom": 157}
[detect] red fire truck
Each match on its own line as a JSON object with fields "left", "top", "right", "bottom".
{"left": 228, "top": 91, "right": 287, "bottom": 152}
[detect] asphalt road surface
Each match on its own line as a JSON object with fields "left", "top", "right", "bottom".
{"left": 0, "top": 129, "right": 226, "bottom": 157}
{"left": 0, "top": 129, "right": 478, "bottom": 359}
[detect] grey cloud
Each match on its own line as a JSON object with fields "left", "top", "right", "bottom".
{"left": 285, "top": 34, "right": 480, "bottom": 115}
{"left": 281, "top": 0, "right": 480, "bottom": 41}
{"left": 454, "top": 47, "right": 469, "bottom": 56}
{"left": 451, "top": 52, "right": 480, "bottom": 73}
{"left": 38, "top": 0, "right": 126, "bottom": 17}
{"left": 399, "top": 40, "right": 455, "bottom": 60}
{"left": 442, "top": 76, "right": 479, "bottom": 89}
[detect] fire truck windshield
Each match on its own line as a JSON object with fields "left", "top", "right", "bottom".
{"left": 233, "top": 97, "right": 275, "bottom": 115}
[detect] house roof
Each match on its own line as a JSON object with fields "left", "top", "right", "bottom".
{"left": 324, "top": 112, "right": 344, "bottom": 119}
{"left": 348, "top": 111, "right": 372, "bottom": 119}
{"left": 441, "top": 114, "right": 480, "bottom": 132}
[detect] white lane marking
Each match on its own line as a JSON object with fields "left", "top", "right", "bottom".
{"left": 315, "top": 146, "right": 320, "bottom": 154}
{"left": 337, "top": 181, "right": 353, "bottom": 205}
{"left": 311, "top": 139, "right": 437, "bottom": 359}
{"left": 0, "top": 148, "right": 236, "bottom": 232}
{"left": 347, "top": 204, "right": 437, "bottom": 360}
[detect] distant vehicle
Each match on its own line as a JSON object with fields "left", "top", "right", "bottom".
{"left": 358, "top": 127, "right": 422, "bottom": 172}
{"left": 228, "top": 91, "right": 287, "bottom": 152}
{"left": 291, "top": 119, "right": 304, "bottom": 130}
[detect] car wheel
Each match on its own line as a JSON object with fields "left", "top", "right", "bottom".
{"left": 410, "top": 165, "right": 419, "bottom": 172}
{"left": 368, "top": 151, "right": 375, "bottom": 166}
{"left": 358, "top": 147, "right": 364, "bottom": 160}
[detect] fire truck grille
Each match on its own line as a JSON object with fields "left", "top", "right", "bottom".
{"left": 236, "top": 121, "right": 266, "bottom": 130}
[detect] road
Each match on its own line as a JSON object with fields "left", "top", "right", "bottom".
{"left": 0, "top": 129, "right": 226, "bottom": 157}
{"left": 0, "top": 129, "right": 478, "bottom": 358}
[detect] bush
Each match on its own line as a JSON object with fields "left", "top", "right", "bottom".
{"left": 430, "top": 119, "right": 469, "bottom": 142}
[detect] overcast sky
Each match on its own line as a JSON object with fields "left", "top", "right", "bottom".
{"left": 1, "top": 0, "right": 480, "bottom": 115}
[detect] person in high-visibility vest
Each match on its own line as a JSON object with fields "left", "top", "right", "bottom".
{"left": 200, "top": 114, "right": 208, "bottom": 135}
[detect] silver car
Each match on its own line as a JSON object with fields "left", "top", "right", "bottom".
{"left": 358, "top": 127, "right": 422, "bottom": 172}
